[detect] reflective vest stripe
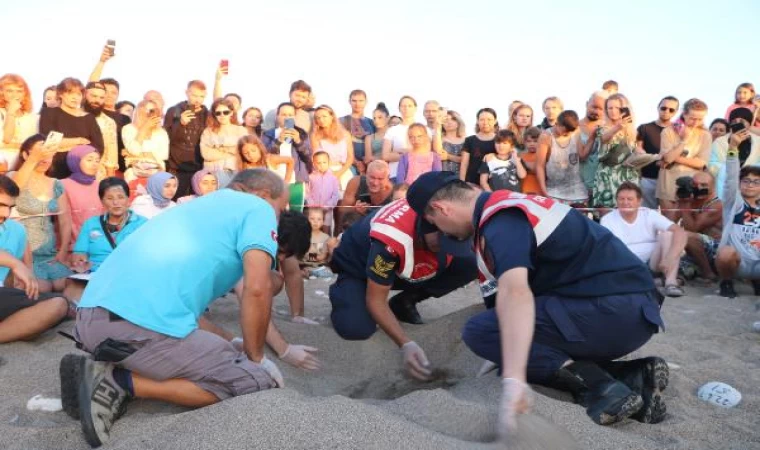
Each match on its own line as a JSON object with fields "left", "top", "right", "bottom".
{"left": 370, "top": 222, "right": 415, "bottom": 279}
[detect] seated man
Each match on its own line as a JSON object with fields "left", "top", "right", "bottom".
{"left": 339, "top": 160, "right": 394, "bottom": 228}
{"left": 676, "top": 172, "right": 723, "bottom": 281}
{"left": 329, "top": 197, "right": 477, "bottom": 380}
{"left": 59, "top": 169, "right": 312, "bottom": 448}
{"left": 0, "top": 176, "right": 68, "bottom": 343}
{"left": 715, "top": 131, "right": 760, "bottom": 298}
{"left": 601, "top": 181, "right": 688, "bottom": 297}
{"left": 64, "top": 178, "right": 148, "bottom": 302}
{"left": 408, "top": 172, "right": 667, "bottom": 432}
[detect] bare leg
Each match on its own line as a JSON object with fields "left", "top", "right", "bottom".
{"left": 52, "top": 277, "right": 67, "bottom": 292}
{"left": 37, "top": 279, "right": 53, "bottom": 294}
{"left": 131, "top": 373, "right": 219, "bottom": 408}
{"left": 62, "top": 280, "right": 86, "bottom": 303}
{"left": 685, "top": 233, "right": 716, "bottom": 279}
{"left": 0, "top": 297, "right": 68, "bottom": 343}
{"left": 280, "top": 256, "right": 304, "bottom": 318}
{"left": 650, "top": 231, "right": 679, "bottom": 286}
{"left": 715, "top": 246, "right": 741, "bottom": 279}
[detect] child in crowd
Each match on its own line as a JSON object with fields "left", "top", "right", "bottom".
{"left": 725, "top": 82, "right": 756, "bottom": 120}
{"left": 130, "top": 172, "right": 178, "bottom": 219}
{"left": 520, "top": 127, "right": 542, "bottom": 194}
{"left": 479, "top": 129, "right": 526, "bottom": 192}
{"left": 306, "top": 151, "right": 340, "bottom": 234}
{"left": 300, "top": 208, "right": 337, "bottom": 278}
{"left": 392, "top": 182, "right": 409, "bottom": 200}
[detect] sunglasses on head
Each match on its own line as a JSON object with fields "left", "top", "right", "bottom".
{"left": 659, "top": 107, "right": 676, "bottom": 113}
{"left": 215, "top": 110, "right": 232, "bottom": 117}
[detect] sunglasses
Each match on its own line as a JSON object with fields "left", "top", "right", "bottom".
{"left": 659, "top": 107, "right": 676, "bottom": 113}
{"left": 214, "top": 110, "right": 232, "bottom": 117}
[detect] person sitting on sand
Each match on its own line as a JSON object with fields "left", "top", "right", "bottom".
{"left": 408, "top": 172, "right": 669, "bottom": 437}
{"left": 0, "top": 175, "right": 69, "bottom": 344}
{"left": 299, "top": 208, "right": 336, "bottom": 276}
{"left": 601, "top": 182, "right": 688, "bottom": 297}
{"left": 59, "top": 170, "right": 316, "bottom": 448}
{"left": 714, "top": 131, "right": 760, "bottom": 298}
{"left": 328, "top": 195, "right": 477, "bottom": 380}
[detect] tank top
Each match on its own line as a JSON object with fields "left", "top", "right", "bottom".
{"left": 545, "top": 130, "right": 588, "bottom": 202}
{"left": 319, "top": 139, "right": 352, "bottom": 190}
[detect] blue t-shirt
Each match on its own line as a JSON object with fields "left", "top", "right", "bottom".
{"left": 477, "top": 193, "right": 654, "bottom": 298}
{"left": 79, "top": 190, "right": 279, "bottom": 338}
{"left": 0, "top": 220, "right": 27, "bottom": 282}
{"left": 73, "top": 211, "right": 148, "bottom": 272}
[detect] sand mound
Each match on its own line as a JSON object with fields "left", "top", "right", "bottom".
{"left": 1, "top": 280, "right": 759, "bottom": 449}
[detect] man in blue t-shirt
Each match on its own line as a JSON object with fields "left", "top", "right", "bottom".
{"left": 60, "top": 170, "right": 311, "bottom": 448}
{"left": 408, "top": 172, "right": 669, "bottom": 437}
{"left": 0, "top": 176, "right": 68, "bottom": 344}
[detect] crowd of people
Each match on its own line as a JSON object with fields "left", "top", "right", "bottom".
{"left": 1, "top": 42, "right": 759, "bottom": 447}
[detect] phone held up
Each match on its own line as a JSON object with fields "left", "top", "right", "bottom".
{"left": 44, "top": 131, "right": 64, "bottom": 148}
{"left": 730, "top": 122, "right": 746, "bottom": 134}
{"left": 106, "top": 40, "right": 116, "bottom": 56}
{"left": 220, "top": 59, "right": 229, "bottom": 74}
{"left": 620, "top": 107, "right": 631, "bottom": 119}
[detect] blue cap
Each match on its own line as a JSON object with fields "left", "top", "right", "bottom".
{"left": 407, "top": 171, "right": 461, "bottom": 217}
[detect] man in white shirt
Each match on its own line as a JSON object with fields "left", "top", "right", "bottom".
{"left": 601, "top": 181, "right": 687, "bottom": 297}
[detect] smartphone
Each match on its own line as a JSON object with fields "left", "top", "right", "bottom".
{"left": 620, "top": 107, "right": 631, "bottom": 118}
{"left": 44, "top": 131, "right": 64, "bottom": 148}
{"left": 730, "top": 122, "right": 746, "bottom": 133}
{"left": 220, "top": 59, "right": 229, "bottom": 73}
{"left": 284, "top": 118, "right": 295, "bottom": 130}
{"left": 358, "top": 192, "right": 371, "bottom": 203}
{"left": 106, "top": 39, "right": 116, "bottom": 56}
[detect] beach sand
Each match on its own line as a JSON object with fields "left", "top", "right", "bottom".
{"left": 1, "top": 278, "right": 758, "bottom": 449}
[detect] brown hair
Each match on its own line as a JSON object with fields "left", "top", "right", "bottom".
{"left": 237, "top": 135, "right": 268, "bottom": 169}
{"left": 207, "top": 98, "right": 240, "bottom": 131}
{"left": 615, "top": 181, "right": 642, "bottom": 199}
{"left": 186, "top": 80, "right": 207, "bottom": 90}
{"left": 311, "top": 105, "right": 345, "bottom": 143}
{"left": 56, "top": 77, "right": 84, "bottom": 97}
{"left": 290, "top": 80, "right": 312, "bottom": 94}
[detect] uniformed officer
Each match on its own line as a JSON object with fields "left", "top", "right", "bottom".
{"left": 407, "top": 171, "right": 669, "bottom": 436}
{"left": 329, "top": 195, "right": 477, "bottom": 380}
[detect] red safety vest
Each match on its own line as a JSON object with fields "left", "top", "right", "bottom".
{"left": 474, "top": 191, "right": 571, "bottom": 297}
{"left": 369, "top": 198, "right": 449, "bottom": 282}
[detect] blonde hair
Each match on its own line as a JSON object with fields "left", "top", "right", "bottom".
{"left": 506, "top": 104, "right": 533, "bottom": 147}
{"left": 605, "top": 93, "right": 636, "bottom": 144}
{"left": 311, "top": 105, "right": 346, "bottom": 143}
{"left": 0, "top": 74, "right": 33, "bottom": 114}
{"left": 132, "top": 100, "right": 160, "bottom": 130}
{"left": 446, "top": 110, "right": 466, "bottom": 137}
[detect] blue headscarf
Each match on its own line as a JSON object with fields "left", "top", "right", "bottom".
{"left": 146, "top": 171, "right": 175, "bottom": 207}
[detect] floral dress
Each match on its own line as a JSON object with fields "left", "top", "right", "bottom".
{"left": 592, "top": 130, "right": 639, "bottom": 208}
{"left": 15, "top": 179, "right": 72, "bottom": 280}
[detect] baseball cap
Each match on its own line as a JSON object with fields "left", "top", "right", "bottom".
{"left": 407, "top": 171, "right": 461, "bottom": 216}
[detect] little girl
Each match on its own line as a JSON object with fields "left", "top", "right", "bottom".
{"left": 725, "top": 82, "right": 756, "bottom": 121}
{"left": 301, "top": 208, "right": 337, "bottom": 277}
{"left": 479, "top": 129, "right": 526, "bottom": 192}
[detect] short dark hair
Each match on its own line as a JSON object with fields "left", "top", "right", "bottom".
{"left": 710, "top": 118, "right": 730, "bottom": 130}
{"left": 98, "top": 177, "right": 130, "bottom": 198}
{"left": 277, "top": 210, "right": 311, "bottom": 259}
{"left": 0, "top": 175, "right": 20, "bottom": 197}
{"left": 100, "top": 78, "right": 120, "bottom": 90}
{"left": 524, "top": 126, "right": 542, "bottom": 141}
{"left": 659, "top": 96, "right": 679, "bottom": 107}
{"left": 556, "top": 110, "right": 579, "bottom": 132}
{"left": 19, "top": 133, "right": 45, "bottom": 161}
{"left": 616, "top": 181, "right": 642, "bottom": 199}
{"left": 56, "top": 77, "right": 84, "bottom": 96}
{"left": 277, "top": 102, "right": 296, "bottom": 115}
{"left": 602, "top": 80, "right": 618, "bottom": 90}
{"left": 495, "top": 129, "right": 517, "bottom": 146}
{"left": 289, "top": 80, "right": 312, "bottom": 94}
{"left": 312, "top": 151, "right": 330, "bottom": 161}
{"left": 341, "top": 211, "right": 361, "bottom": 230}
{"left": 740, "top": 166, "right": 760, "bottom": 180}
{"left": 424, "top": 180, "right": 476, "bottom": 215}
{"left": 115, "top": 100, "right": 135, "bottom": 111}
{"left": 349, "top": 89, "right": 366, "bottom": 99}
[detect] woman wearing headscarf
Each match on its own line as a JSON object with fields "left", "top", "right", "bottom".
{"left": 130, "top": 171, "right": 178, "bottom": 219}
{"left": 177, "top": 169, "right": 219, "bottom": 204}
{"left": 65, "top": 177, "right": 148, "bottom": 301}
{"left": 61, "top": 145, "right": 104, "bottom": 243}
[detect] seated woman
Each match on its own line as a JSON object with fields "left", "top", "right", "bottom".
{"left": 130, "top": 171, "right": 177, "bottom": 219}
{"left": 61, "top": 145, "right": 104, "bottom": 244}
{"left": 64, "top": 178, "right": 148, "bottom": 301}
{"left": 177, "top": 169, "right": 219, "bottom": 204}
{"left": 10, "top": 135, "right": 73, "bottom": 293}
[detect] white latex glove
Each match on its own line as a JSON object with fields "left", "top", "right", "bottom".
{"left": 401, "top": 341, "right": 432, "bottom": 380}
{"left": 279, "top": 344, "right": 320, "bottom": 371}
{"left": 259, "top": 356, "right": 285, "bottom": 388}
{"left": 499, "top": 378, "right": 534, "bottom": 442}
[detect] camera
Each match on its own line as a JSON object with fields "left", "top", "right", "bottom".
{"left": 675, "top": 176, "right": 695, "bottom": 199}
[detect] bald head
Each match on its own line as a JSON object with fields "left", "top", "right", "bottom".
{"left": 692, "top": 171, "right": 715, "bottom": 197}
{"left": 586, "top": 91, "right": 608, "bottom": 121}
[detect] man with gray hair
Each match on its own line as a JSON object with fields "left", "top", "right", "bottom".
{"left": 59, "top": 169, "right": 312, "bottom": 447}
{"left": 340, "top": 160, "right": 395, "bottom": 228}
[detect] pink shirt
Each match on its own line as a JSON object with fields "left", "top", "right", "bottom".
{"left": 62, "top": 178, "right": 104, "bottom": 244}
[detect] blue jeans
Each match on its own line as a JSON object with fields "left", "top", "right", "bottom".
{"left": 462, "top": 291, "right": 663, "bottom": 383}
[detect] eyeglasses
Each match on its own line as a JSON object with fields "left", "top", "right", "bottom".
{"left": 740, "top": 179, "right": 760, "bottom": 186}
{"left": 659, "top": 107, "right": 676, "bottom": 113}
{"left": 214, "top": 110, "right": 232, "bottom": 117}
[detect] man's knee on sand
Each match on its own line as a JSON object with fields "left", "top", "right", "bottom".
{"left": 0, "top": 290, "right": 68, "bottom": 343}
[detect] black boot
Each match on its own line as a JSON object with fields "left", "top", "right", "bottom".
{"left": 752, "top": 280, "right": 760, "bottom": 296}
{"left": 597, "top": 357, "right": 669, "bottom": 424}
{"left": 545, "top": 366, "right": 589, "bottom": 406}
{"left": 564, "top": 361, "right": 643, "bottom": 426}
{"left": 719, "top": 280, "right": 737, "bottom": 298}
{"left": 388, "top": 290, "right": 428, "bottom": 324}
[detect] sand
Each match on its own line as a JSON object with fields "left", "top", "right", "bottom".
{"left": 1, "top": 277, "right": 759, "bottom": 450}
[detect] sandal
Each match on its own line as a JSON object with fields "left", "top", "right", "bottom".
{"left": 663, "top": 284, "right": 684, "bottom": 298}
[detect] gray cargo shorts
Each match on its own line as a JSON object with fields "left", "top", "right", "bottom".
{"left": 74, "top": 307, "right": 275, "bottom": 400}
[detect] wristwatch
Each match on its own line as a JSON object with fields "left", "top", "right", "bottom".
{"left": 727, "top": 148, "right": 739, "bottom": 157}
